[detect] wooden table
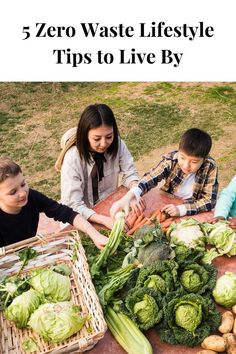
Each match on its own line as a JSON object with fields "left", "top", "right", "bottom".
{"left": 83, "top": 186, "right": 234, "bottom": 354}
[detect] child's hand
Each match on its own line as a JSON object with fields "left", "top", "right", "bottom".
{"left": 98, "top": 215, "right": 114, "bottom": 230}
{"left": 229, "top": 217, "right": 236, "bottom": 230}
{"left": 210, "top": 216, "right": 225, "bottom": 224}
{"left": 161, "top": 204, "right": 180, "bottom": 217}
{"left": 92, "top": 233, "right": 108, "bottom": 250}
{"left": 130, "top": 197, "right": 146, "bottom": 216}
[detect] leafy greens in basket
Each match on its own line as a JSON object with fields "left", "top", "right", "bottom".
{"left": 29, "top": 268, "right": 71, "bottom": 302}
{"left": 28, "top": 302, "right": 88, "bottom": 343}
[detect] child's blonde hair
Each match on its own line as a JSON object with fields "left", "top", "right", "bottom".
{"left": 0, "top": 156, "right": 21, "bottom": 183}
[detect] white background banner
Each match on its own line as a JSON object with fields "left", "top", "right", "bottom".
{"left": 0, "top": 0, "right": 235, "bottom": 81}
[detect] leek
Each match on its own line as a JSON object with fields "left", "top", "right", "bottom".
{"left": 105, "top": 306, "right": 153, "bottom": 354}
{"left": 91, "top": 212, "right": 125, "bottom": 277}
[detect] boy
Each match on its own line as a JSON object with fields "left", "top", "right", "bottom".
{"left": 110, "top": 128, "right": 218, "bottom": 218}
{"left": 0, "top": 156, "right": 108, "bottom": 249}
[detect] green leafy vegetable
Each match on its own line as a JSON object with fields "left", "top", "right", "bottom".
{"left": 174, "top": 300, "right": 202, "bottom": 332}
{"left": 201, "top": 248, "right": 221, "bottom": 264}
{"left": 29, "top": 268, "right": 71, "bottom": 302}
{"left": 125, "top": 287, "right": 162, "bottom": 330}
{"left": 203, "top": 221, "right": 236, "bottom": 255}
{"left": 136, "top": 260, "right": 178, "bottom": 294}
{"left": 51, "top": 263, "right": 72, "bottom": 276}
{"left": 22, "top": 337, "right": 38, "bottom": 353}
{"left": 4, "top": 288, "right": 41, "bottom": 328}
{"left": 98, "top": 264, "right": 135, "bottom": 307}
{"left": 212, "top": 271, "right": 236, "bottom": 308}
{"left": 17, "top": 248, "right": 37, "bottom": 275}
{"left": 0, "top": 275, "right": 30, "bottom": 309}
{"left": 178, "top": 263, "right": 217, "bottom": 294}
{"left": 105, "top": 305, "right": 153, "bottom": 354}
{"left": 157, "top": 292, "right": 221, "bottom": 347}
{"left": 167, "top": 218, "right": 206, "bottom": 249}
{"left": 91, "top": 212, "right": 125, "bottom": 277}
{"left": 28, "top": 302, "right": 87, "bottom": 343}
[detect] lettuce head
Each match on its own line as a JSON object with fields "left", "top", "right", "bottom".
{"left": 4, "top": 288, "right": 41, "bottom": 328}
{"left": 213, "top": 271, "right": 236, "bottom": 308}
{"left": 28, "top": 302, "right": 87, "bottom": 343}
{"left": 29, "top": 268, "right": 71, "bottom": 302}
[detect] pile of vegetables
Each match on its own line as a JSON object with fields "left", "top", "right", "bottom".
{"left": 197, "top": 305, "right": 236, "bottom": 354}
{"left": 1, "top": 254, "right": 88, "bottom": 348}
{"left": 126, "top": 209, "right": 174, "bottom": 235}
{"left": 82, "top": 213, "right": 223, "bottom": 353}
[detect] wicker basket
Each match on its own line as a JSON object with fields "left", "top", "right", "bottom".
{"left": 0, "top": 231, "right": 107, "bottom": 354}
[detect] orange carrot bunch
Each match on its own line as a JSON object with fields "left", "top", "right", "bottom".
{"left": 126, "top": 208, "right": 174, "bottom": 236}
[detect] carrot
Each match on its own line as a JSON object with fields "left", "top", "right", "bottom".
{"left": 160, "top": 212, "right": 167, "bottom": 223}
{"left": 126, "top": 211, "right": 138, "bottom": 229}
{"left": 154, "top": 210, "right": 162, "bottom": 223}
{"left": 133, "top": 213, "right": 144, "bottom": 227}
{"left": 162, "top": 226, "right": 168, "bottom": 233}
{"left": 127, "top": 217, "right": 148, "bottom": 235}
{"left": 160, "top": 218, "right": 174, "bottom": 228}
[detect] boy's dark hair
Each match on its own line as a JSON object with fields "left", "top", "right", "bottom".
{"left": 179, "top": 128, "right": 212, "bottom": 158}
{"left": 76, "top": 103, "right": 119, "bottom": 163}
{"left": 0, "top": 157, "right": 22, "bottom": 183}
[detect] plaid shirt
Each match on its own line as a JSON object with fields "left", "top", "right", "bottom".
{"left": 138, "top": 150, "right": 218, "bottom": 215}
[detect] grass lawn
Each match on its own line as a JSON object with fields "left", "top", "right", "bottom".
{"left": 0, "top": 82, "right": 236, "bottom": 200}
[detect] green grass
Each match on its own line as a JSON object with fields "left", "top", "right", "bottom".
{"left": 0, "top": 82, "right": 236, "bottom": 200}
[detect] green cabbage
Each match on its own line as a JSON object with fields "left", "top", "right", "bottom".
{"left": 144, "top": 274, "right": 166, "bottom": 293}
{"left": 174, "top": 301, "right": 202, "bottom": 332}
{"left": 213, "top": 272, "right": 236, "bottom": 308}
{"left": 179, "top": 263, "right": 217, "bottom": 294}
{"left": 125, "top": 287, "right": 162, "bottom": 330}
{"left": 28, "top": 302, "right": 87, "bottom": 343}
{"left": 4, "top": 289, "right": 41, "bottom": 328}
{"left": 157, "top": 292, "right": 221, "bottom": 347}
{"left": 29, "top": 268, "right": 71, "bottom": 302}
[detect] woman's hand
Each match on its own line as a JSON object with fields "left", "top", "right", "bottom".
{"left": 161, "top": 204, "right": 180, "bottom": 217}
{"left": 110, "top": 191, "right": 136, "bottom": 219}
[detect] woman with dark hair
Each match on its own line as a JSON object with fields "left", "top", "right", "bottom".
{"left": 57, "top": 104, "right": 139, "bottom": 229}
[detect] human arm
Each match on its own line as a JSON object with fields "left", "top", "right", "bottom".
{"left": 214, "top": 175, "right": 236, "bottom": 219}
{"left": 118, "top": 139, "right": 139, "bottom": 189}
{"left": 72, "top": 213, "right": 108, "bottom": 249}
{"left": 110, "top": 154, "right": 172, "bottom": 219}
{"left": 182, "top": 162, "right": 219, "bottom": 215}
{"left": 87, "top": 213, "right": 114, "bottom": 230}
{"left": 161, "top": 204, "right": 180, "bottom": 216}
{"left": 110, "top": 188, "right": 146, "bottom": 219}
{"left": 33, "top": 189, "right": 108, "bottom": 249}
{"left": 60, "top": 147, "right": 95, "bottom": 220}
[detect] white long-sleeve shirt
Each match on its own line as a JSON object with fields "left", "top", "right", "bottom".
{"left": 60, "top": 138, "right": 139, "bottom": 219}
